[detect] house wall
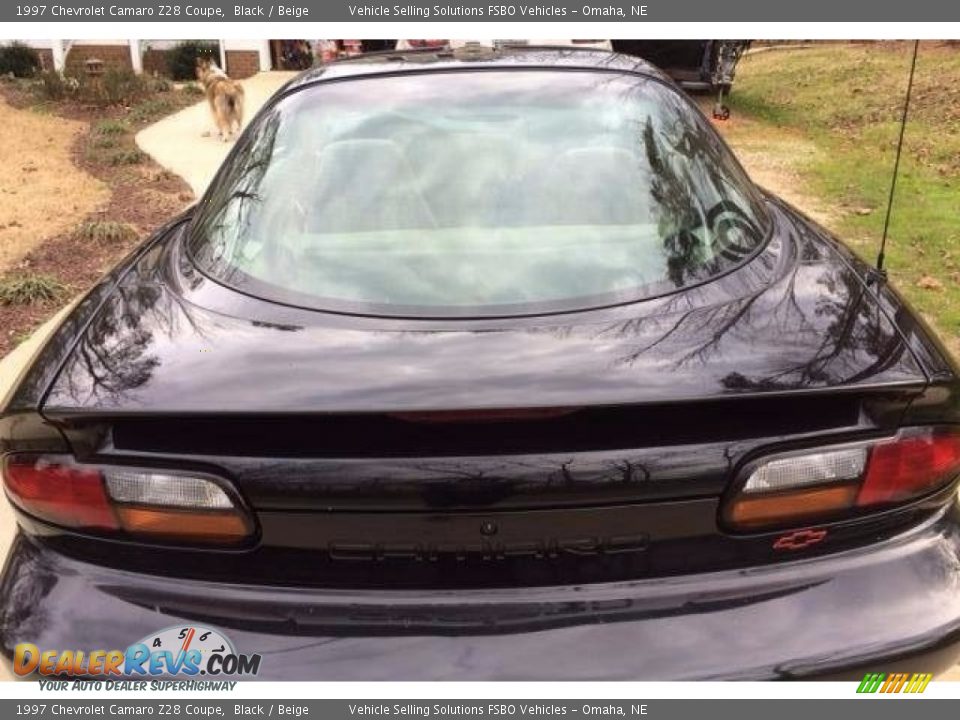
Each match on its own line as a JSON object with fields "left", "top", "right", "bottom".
{"left": 4, "top": 40, "right": 270, "bottom": 76}
{"left": 64, "top": 43, "right": 134, "bottom": 73}
{"left": 142, "top": 48, "right": 171, "bottom": 75}
{"left": 3, "top": 40, "right": 127, "bottom": 49}
{"left": 225, "top": 50, "right": 261, "bottom": 78}
{"left": 142, "top": 40, "right": 266, "bottom": 77}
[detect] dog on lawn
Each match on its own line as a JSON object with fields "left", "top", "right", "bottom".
{"left": 195, "top": 57, "right": 245, "bottom": 141}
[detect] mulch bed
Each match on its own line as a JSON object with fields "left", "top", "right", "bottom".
{"left": 0, "top": 84, "right": 197, "bottom": 358}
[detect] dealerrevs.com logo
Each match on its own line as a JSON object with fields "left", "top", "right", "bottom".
{"left": 14, "top": 625, "right": 261, "bottom": 678}
{"left": 856, "top": 672, "right": 933, "bottom": 694}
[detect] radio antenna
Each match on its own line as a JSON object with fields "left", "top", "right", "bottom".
{"left": 875, "top": 39, "right": 920, "bottom": 278}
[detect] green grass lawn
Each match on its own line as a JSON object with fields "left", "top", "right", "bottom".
{"left": 728, "top": 41, "right": 960, "bottom": 355}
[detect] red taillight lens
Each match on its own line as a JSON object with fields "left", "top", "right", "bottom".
{"left": 2, "top": 456, "right": 117, "bottom": 530}
{"left": 858, "top": 430, "right": 960, "bottom": 506}
{"left": 724, "top": 427, "right": 960, "bottom": 531}
{"left": 2, "top": 454, "right": 252, "bottom": 544}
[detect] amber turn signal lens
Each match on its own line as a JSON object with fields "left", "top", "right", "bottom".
{"left": 727, "top": 484, "right": 859, "bottom": 529}
{"left": 115, "top": 507, "right": 251, "bottom": 543}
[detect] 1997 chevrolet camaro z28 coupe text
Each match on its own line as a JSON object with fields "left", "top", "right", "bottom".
{"left": 3, "top": 47, "right": 960, "bottom": 680}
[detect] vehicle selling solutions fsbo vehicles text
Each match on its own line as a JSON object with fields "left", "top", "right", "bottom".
{"left": 347, "top": 706, "right": 648, "bottom": 717}
{"left": 347, "top": 5, "right": 648, "bottom": 17}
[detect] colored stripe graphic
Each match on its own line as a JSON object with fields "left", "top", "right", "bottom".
{"left": 905, "top": 673, "right": 933, "bottom": 693}
{"left": 857, "top": 672, "right": 885, "bottom": 693}
{"left": 857, "top": 671, "right": 931, "bottom": 693}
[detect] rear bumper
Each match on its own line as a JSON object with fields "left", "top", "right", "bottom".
{"left": 4, "top": 506, "right": 960, "bottom": 680}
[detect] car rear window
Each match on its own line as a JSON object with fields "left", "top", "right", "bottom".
{"left": 188, "top": 69, "right": 769, "bottom": 317}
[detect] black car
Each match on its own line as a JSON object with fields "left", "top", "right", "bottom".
{"left": 3, "top": 47, "right": 960, "bottom": 681}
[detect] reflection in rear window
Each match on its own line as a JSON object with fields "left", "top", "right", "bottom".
{"left": 189, "top": 70, "right": 769, "bottom": 316}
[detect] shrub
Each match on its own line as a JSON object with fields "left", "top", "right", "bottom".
{"left": 76, "top": 220, "right": 137, "bottom": 244}
{"left": 90, "top": 135, "right": 119, "bottom": 149}
{"left": 0, "top": 275, "right": 65, "bottom": 305}
{"left": 34, "top": 67, "right": 167, "bottom": 107}
{"left": 0, "top": 42, "right": 41, "bottom": 78}
{"left": 167, "top": 41, "right": 219, "bottom": 81}
{"left": 91, "top": 67, "right": 150, "bottom": 106}
{"left": 106, "top": 149, "right": 146, "bottom": 165}
{"left": 128, "top": 97, "right": 175, "bottom": 124}
{"left": 33, "top": 70, "right": 73, "bottom": 100}
{"left": 147, "top": 74, "right": 172, "bottom": 93}
{"left": 95, "top": 119, "right": 128, "bottom": 135}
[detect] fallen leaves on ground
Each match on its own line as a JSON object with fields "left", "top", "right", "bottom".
{"left": 917, "top": 275, "right": 945, "bottom": 291}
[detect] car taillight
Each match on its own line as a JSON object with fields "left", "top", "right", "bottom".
{"left": 0, "top": 458, "right": 115, "bottom": 530}
{"left": 1, "top": 455, "right": 253, "bottom": 544}
{"left": 723, "top": 427, "right": 960, "bottom": 531}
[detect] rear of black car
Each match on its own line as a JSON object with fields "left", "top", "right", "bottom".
{"left": 4, "top": 51, "right": 960, "bottom": 680}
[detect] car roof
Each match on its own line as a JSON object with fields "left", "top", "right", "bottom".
{"left": 282, "top": 46, "right": 673, "bottom": 93}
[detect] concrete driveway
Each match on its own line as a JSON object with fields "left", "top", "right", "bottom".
{"left": 0, "top": 74, "right": 295, "bottom": 681}
{"left": 136, "top": 71, "right": 298, "bottom": 197}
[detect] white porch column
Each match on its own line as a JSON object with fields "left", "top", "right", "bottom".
{"left": 258, "top": 40, "right": 272, "bottom": 71}
{"left": 129, "top": 39, "right": 143, "bottom": 74}
{"left": 218, "top": 40, "right": 227, "bottom": 72}
{"left": 51, "top": 40, "right": 67, "bottom": 72}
